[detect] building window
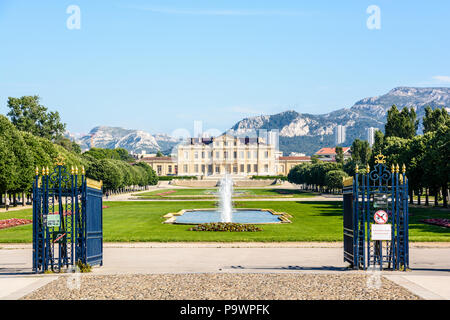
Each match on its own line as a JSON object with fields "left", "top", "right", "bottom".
{"left": 254, "top": 164, "right": 258, "bottom": 172}
{"left": 157, "top": 165, "right": 162, "bottom": 175}
{"left": 247, "top": 164, "right": 251, "bottom": 173}
{"left": 216, "top": 151, "right": 220, "bottom": 159}
{"left": 265, "top": 151, "right": 269, "bottom": 159}
{"left": 233, "top": 151, "right": 237, "bottom": 159}
{"left": 233, "top": 165, "right": 238, "bottom": 173}
{"left": 175, "top": 165, "right": 178, "bottom": 174}
{"left": 215, "top": 165, "right": 220, "bottom": 173}
{"left": 240, "top": 151, "right": 244, "bottom": 159}
{"left": 208, "top": 165, "right": 213, "bottom": 174}
{"left": 194, "top": 164, "right": 199, "bottom": 173}
{"left": 183, "top": 164, "right": 188, "bottom": 173}
{"left": 184, "top": 151, "right": 189, "bottom": 160}
{"left": 264, "top": 164, "right": 269, "bottom": 173}
{"left": 168, "top": 165, "right": 172, "bottom": 173}
{"left": 224, "top": 151, "right": 228, "bottom": 159}
{"left": 240, "top": 164, "right": 244, "bottom": 173}
{"left": 247, "top": 151, "right": 251, "bottom": 159}
{"left": 201, "top": 164, "right": 205, "bottom": 173}
{"left": 194, "top": 152, "right": 199, "bottom": 159}
{"left": 254, "top": 151, "right": 258, "bottom": 158}
{"left": 202, "top": 151, "right": 205, "bottom": 159}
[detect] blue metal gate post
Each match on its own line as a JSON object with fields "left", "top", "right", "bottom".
{"left": 343, "top": 153, "right": 409, "bottom": 271}
{"left": 32, "top": 158, "right": 103, "bottom": 273}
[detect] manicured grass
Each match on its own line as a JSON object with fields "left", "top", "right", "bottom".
{"left": 0, "top": 201, "right": 448, "bottom": 243}
{"left": 135, "top": 188, "right": 317, "bottom": 199}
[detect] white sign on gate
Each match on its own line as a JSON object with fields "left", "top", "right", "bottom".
{"left": 47, "top": 214, "right": 60, "bottom": 228}
{"left": 371, "top": 224, "right": 392, "bottom": 241}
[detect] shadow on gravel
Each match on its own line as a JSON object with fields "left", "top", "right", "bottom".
{"left": 228, "top": 265, "right": 348, "bottom": 271}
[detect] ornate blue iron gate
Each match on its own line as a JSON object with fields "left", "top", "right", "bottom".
{"left": 32, "top": 158, "right": 103, "bottom": 273}
{"left": 343, "top": 154, "right": 409, "bottom": 271}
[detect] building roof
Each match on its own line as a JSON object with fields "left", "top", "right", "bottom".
{"left": 141, "top": 156, "right": 173, "bottom": 161}
{"left": 278, "top": 156, "right": 311, "bottom": 161}
{"left": 315, "top": 147, "right": 350, "bottom": 155}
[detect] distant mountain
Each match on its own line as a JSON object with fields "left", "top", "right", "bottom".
{"left": 78, "top": 126, "right": 178, "bottom": 154}
{"left": 71, "top": 87, "right": 449, "bottom": 156}
{"left": 229, "top": 87, "right": 450, "bottom": 155}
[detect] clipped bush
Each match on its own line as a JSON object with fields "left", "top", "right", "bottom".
{"left": 188, "top": 222, "right": 262, "bottom": 232}
{"left": 250, "top": 175, "right": 287, "bottom": 181}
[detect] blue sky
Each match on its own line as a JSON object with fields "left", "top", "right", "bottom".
{"left": 0, "top": 0, "right": 449, "bottom": 136}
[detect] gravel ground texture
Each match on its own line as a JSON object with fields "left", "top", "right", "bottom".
{"left": 23, "top": 273, "right": 420, "bottom": 300}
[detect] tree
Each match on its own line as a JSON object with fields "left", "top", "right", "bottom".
{"left": 7, "top": 96, "right": 66, "bottom": 140}
{"left": 156, "top": 150, "right": 164, "bottom": 157}
{"left": 86, "top": 159, "right": 123, "bottom": 191}
{"left": 350, "top": 139, "right": 371, "bottom": 165}
{"left": 54, "top": 136, "right": 82, "bottom": 154}
{"left": 423, "top": 106, "right": 450, "bottom": 133}
{"left": 335, "top": 146, "right": 344, "bottom": 164}
{"left": 325, "top": 170, "right": 348, "bottom": 191}
{"left": 422, "top": 127, "right": 449, "bottom": 207}
{"left": 0, "top": 115, "right": 34, "bottom": 193}
{"left": 134, "top": 162, "right": 158, "bottom": 185}
{"left": 385, "top": 105, "right": 418, "bottom": 139}
{"left": 0, "top": 136, "right": 18, "bottom": 195}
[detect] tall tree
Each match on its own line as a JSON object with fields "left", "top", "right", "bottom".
{"left": 350, "top": 139, "right": 371, "bottom": 164}
{"left": 335, "top": 146, "right": 344, "bottom": 164}
{"left": 423, "top": 106, "right": 450, "bottom": 133}
{"left": 7, "top": 95, "right": 66, "bottom": 140}
{"left": 385, "top": 105, "right": 419, "bottom": 139}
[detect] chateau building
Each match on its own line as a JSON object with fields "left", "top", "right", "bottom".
{"left": 176, "top": 134, "right": 280, "bottom": 176}
{"left": 140, "top": 133, "right": 312, "bottom": 177}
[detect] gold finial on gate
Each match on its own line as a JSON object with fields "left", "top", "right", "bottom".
{"left": 71, "top": 166, "right": 75, "bottom": 175}
{"left": 75, "top": 166, "right": 79, "bottom": 175}
{"left": 402, "top": 164, "right": 406, "bottom": 174}
{"left": 391, "top": 164, "right": 395, "bottom": 173}
{"left": 35, "top": 167, "right": 39, "bottom": 176}
{"left": 355, "top": 164, "right": 359, "bottom": 173}
{"left": 81, "top": 166, "right": 85, "bottom": 175}
{"left": 366, "top": 164, "right": 370, "bottom": 173}
{"left": 374, "top": 153, "right": 386, "bottom": 164}
{"left": 54, "top": 155, "right": 65, "bottom": 166}
{"left": 42, "top": 167, "right": 46, "bottom": 176}
{"left": 395, "top": 164, "right": 399, "bottom": 173}
{"left": 46, "top": 166, "right": 49, "bottom": 175}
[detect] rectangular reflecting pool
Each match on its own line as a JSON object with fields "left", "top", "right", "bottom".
{"left": 173, "top": 209, "right": 283, "bottom": 224}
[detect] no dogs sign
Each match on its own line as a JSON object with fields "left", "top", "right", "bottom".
{"left": 374, "top": 210, "right": 388, "bottom": 224}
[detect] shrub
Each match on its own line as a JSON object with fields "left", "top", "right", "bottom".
{"left": 251, "top": 175, "right": 287, "bottom": 181}
{"left": 188, "top": 223, "right": 262, "bottom": 232}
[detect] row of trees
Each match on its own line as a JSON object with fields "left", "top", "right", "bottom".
{"left": 287, "top": 161, "right": 348, "bottom": 193}
{"left": 370, "top": 106, "right": 449, "bottom": 207}
{"left": 1, "top": 96, "right": 158, "bottom": 206}
{"left": 289, "top": 105, "right": 449, "bottom": 207}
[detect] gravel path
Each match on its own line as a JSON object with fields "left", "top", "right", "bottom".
{"left": 23, "top": 273, "right": 419, "bottom": 300}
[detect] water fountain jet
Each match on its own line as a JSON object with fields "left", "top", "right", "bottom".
{"left": 219, "top": 174, "right": 233, "bottom": 222}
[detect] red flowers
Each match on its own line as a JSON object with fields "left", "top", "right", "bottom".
{"left": 0, "top": 218, "right": 32, "bottom": 230}
{"left": 422, "top": 219, "right": 450, "bottom": 228}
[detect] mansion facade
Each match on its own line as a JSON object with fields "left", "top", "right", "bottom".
{"left": 139, "top": 134, "right": 311, "bottom": 177}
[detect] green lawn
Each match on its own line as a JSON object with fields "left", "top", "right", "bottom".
{"left": 135, "top": 188, "right": 317, "bottom": 199}
{"left": 0, "top": 201, "right": 448, "bottom": 243}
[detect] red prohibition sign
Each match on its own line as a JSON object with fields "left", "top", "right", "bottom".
{"left": 374, "top": 210, "right": 388, "bottom": 224}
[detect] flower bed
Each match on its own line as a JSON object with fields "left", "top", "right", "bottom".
{"left": 0, "top": 218, "right": 32, "bottom": 230}
{"left": 421, "top": 218, "right": 450, "bottom": 228}
{"left": 156, "top": 190, "right": 177, "bottom": 196}
{"left": 188, "top": 222, "right": 262, "bottom": 232}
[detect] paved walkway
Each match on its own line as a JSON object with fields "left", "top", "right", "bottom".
{"left": 1, "top": 244, "right": 449, "bottom": 299}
